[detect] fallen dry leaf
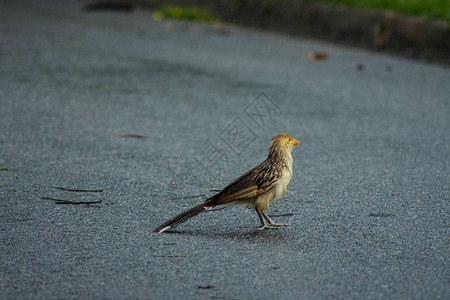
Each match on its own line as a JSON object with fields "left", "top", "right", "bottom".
{"left": 307, "top": 51, "right": 329, "bottom": 61}
{"left": 164, "top": 22, "right": 175, "bottom": 31}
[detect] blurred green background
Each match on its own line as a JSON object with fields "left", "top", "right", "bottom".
{"left": 152, "top": 0, "right": 450, "bottom": 22}
{"left": 310, "top": 0, "right": 450, "bottom": 21}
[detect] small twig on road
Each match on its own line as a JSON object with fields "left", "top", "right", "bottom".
{"left": 198, "top": 285, "right": 215, "bottom": 289}
{"left": 114, "top": 132, "right": 147, "bottom": 139}
{"left": 42, "top": 197, "right": 102, "bottom": 205}
{"left": 55, "top": 187, "right": 103, "bottom": 193}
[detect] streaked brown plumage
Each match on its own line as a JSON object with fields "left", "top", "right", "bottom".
{"left": 153, "top": 133, "right": 300, "bottom": 233}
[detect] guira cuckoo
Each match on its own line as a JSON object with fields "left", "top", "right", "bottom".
{"left": 153, "top": 133, "right": 300, "bottom": 233}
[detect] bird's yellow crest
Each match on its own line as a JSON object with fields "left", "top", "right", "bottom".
{"left": 271, "top": 132, "right": 300, "bottom": 146}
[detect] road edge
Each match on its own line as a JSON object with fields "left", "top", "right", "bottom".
{"left": 135, "top": 0, "right": 450, "bottom": 66}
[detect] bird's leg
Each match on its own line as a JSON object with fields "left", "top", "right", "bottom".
{"left": 256, "top": 209, "right": 269, "bottom": 230}
{"left": 256, "top": 209, "right": 287, "bottom": 229}
{"left": 261, "top": 211, "right": 288, "bottom": 228}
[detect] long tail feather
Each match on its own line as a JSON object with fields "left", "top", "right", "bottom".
{"left": 153, "top": 203, "right": 210, "bottom": 233}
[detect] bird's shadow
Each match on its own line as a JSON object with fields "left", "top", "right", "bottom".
{"left": 160, "top": 227, "right": 292, "bottom": 244}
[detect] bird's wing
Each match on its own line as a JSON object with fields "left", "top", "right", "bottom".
{"left": 205, "top": 162, "right": 282, "bottom": 206}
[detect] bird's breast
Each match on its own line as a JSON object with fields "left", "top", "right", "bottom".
{"left": 255, "top": 166, "right": 292, "bottom": 210}
{"left": 275, "top": 165, "right": 292, "bottom": 199}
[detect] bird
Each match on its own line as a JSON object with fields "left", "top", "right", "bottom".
{"left": 153, "top": 132, "right": 300, "bottom": 233}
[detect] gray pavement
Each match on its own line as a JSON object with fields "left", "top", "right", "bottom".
{"left": 1, "top": 1, "right": 449, "bottom": 299}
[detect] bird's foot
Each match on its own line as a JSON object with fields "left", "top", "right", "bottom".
{"left": 268, "top": 223, "right": 288, "bottom": 228}
{"left": 257, "top": 223, "right": 288, "bottom": 230}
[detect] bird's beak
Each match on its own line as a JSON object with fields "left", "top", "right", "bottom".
{"left": 292, "top": 138, "right": 300, "bottom": 145}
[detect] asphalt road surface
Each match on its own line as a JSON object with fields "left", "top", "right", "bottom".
{"left": 1, "top": 1, "right": 449, "bottom": 299}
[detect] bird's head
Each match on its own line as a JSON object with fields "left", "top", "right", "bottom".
{"left": 268, "top": 132, "right": 300, "bottom": 159}
{"left": 271, "top": 132, "right": 300, "bottom": 148}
